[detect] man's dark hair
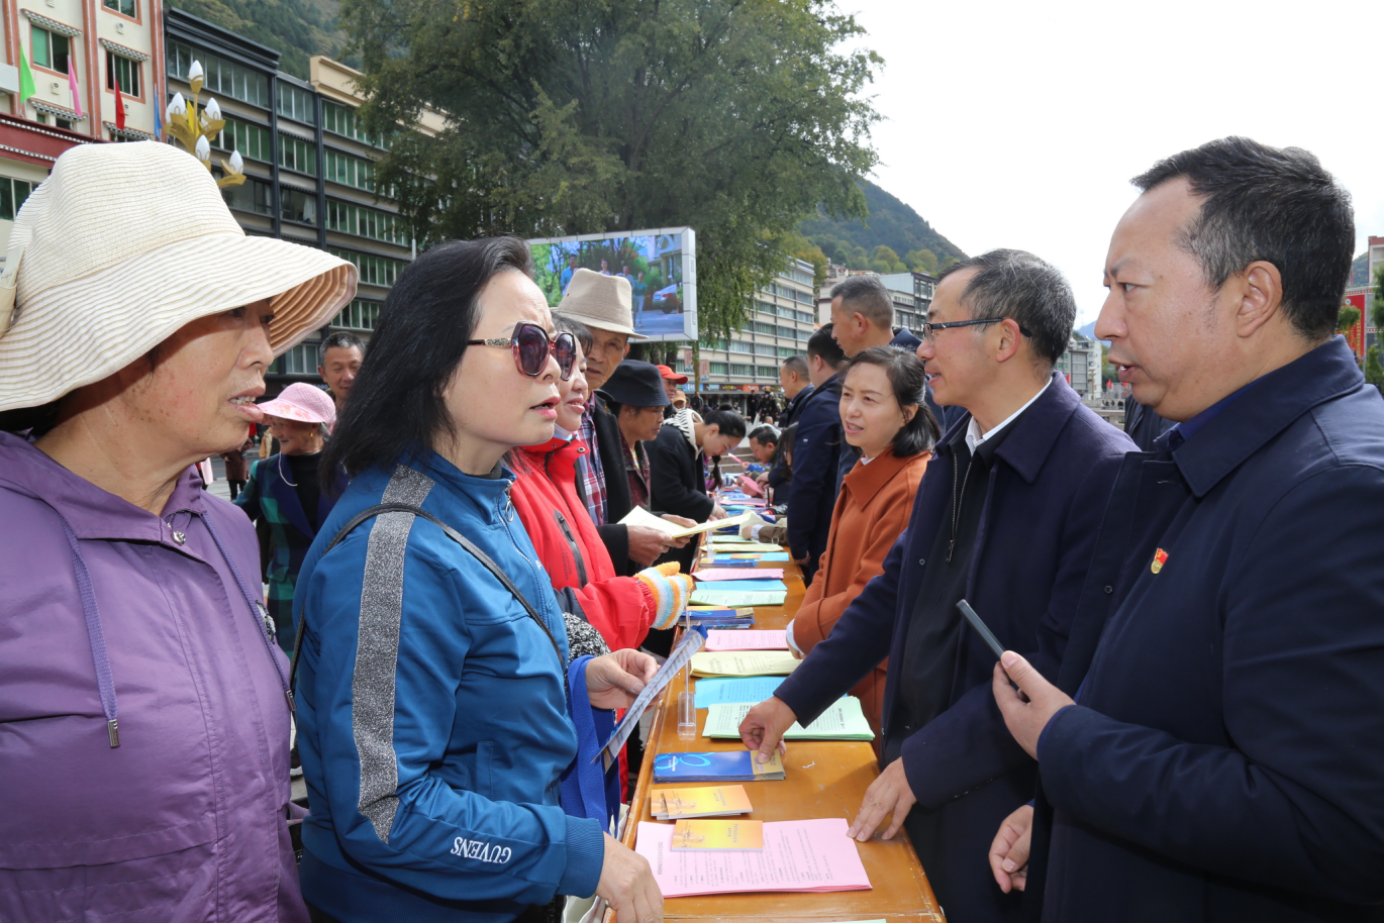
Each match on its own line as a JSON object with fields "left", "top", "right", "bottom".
{"left": 781, "top": 354, "right": 809, "bottom": 379}
{"left": 1132, "top": 136, "right": 1355, "bottom": 341}
{"left": 323, "top": 237, "right": 534, "bottom": 478}
{"left": 703, "top": 408, "right": 747, "bottom": 440}
{"left": 749, "top": 424, "right": 780, "bottom": 446}
{"left": 830, "top": 274, "right": 894, "bottom": 329}
{"left": 806, "top": 324, "right": 847, "bottom": 368}
{"left": 554, "top": 314, "right": 593, "bottom": 355}
{"left": 938, "top": 249, "right": 1075, "bottom": 366}
{"left": 318, "top": 330, "right": 365, "bottom": 367}
{"left": 843, "top": 346, "right": 939, "bottom": 456}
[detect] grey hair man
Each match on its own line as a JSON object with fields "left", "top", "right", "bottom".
{"left": 317, "top": 331, "right": 364, "bottom": 414}
{"left": 830, "top": 274, "right": 921, "bottom": 357}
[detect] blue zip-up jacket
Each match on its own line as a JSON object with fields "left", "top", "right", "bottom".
{"left": 292, "top": 454, "right": 605, "bottom": 923}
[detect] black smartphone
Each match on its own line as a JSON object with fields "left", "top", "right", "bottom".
{"left": 956, "top": 599, "right": 1006, "bottom": 661}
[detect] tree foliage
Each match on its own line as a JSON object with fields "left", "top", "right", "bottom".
{"left": 339, "top": 0, "right": 881, "bottom": 341}
{"left": 1336, "top": 304, "right": 1362, "bottom": 334}
{"left": 801, "top": 178, "right": 965, "bottom": 275}
{"left": 1371, "top": 263, "right": 1383, "bottom": 332}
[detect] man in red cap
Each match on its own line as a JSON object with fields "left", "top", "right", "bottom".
{"left": 656, "top": 364, "right": 688, "bottom": 414}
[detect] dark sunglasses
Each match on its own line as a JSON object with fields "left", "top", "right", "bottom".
{"left": 468, "top": 322, "right": 577, "bottom": 381}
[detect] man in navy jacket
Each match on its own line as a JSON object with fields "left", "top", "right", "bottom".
{"left": 990, "top": 137, "right": 1383, "bottom": 922}
{"left": 744, "top": 250, "right": 1135, "bottom": 921}
{"left": 786, "top": 325, "right": 847, "bottom": 585}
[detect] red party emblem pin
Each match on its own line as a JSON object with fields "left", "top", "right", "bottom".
{"left": 1151, "top": 548, "right": 1169, "bottom": 574}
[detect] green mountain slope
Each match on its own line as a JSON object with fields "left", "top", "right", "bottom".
{"left": 166, "top": 0, "right": 349, "bottom": 78}
{"left": 801, "top": 179, "right": 966, "bottom": 274}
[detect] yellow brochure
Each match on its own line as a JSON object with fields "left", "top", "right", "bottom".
{"left": 671, "top": 818, "right": 764, "bottom": 850}
{"left": 652, "top": 785, "right": 752, "bottom": 819}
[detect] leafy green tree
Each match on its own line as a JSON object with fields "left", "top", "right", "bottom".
{"left": 872, "top": 245, "right": 900, "bottom": 266}
{"left": 1337, "top": 304, "right": 1362, "bottom": 334}
{"left": 940, "top": 255, "right": 960, "bottom": 272}
{"left": 341, "top": 0, "right": 881, "bottom": 341}
{"left": 1365, "top": 347, "right": 1383, "bottom": 391}
{"left": 905, "top": 248, "right": 938, "bottom": 274}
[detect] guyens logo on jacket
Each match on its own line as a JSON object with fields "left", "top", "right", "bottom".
{"left": 450, "top": 837, "right": 513, "bottom": 865}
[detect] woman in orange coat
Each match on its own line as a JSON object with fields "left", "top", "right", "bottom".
{"left": 786, "top": 346, "right": 938, "bottom": 745}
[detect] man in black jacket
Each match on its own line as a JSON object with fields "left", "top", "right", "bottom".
{"left": 765, "top": 356, "right": 813, "bottom": 496}
{"left": 990, "top": 137, "right": 1382, "bottom": 922}
{"left": 649, "top": 408, "right": 745, "bottom": 572}
{"left": 786, "top": 326, "right": 847, "bottom": 585}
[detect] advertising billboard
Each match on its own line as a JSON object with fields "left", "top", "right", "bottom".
{"left": 528, "top": 227, "right": 697, "bottom": 341}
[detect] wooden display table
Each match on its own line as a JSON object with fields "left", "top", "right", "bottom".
{"left": 612, "top": 553, "right": 943, "bottom": 923}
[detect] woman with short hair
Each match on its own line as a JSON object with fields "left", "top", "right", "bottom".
{"left": 295, "top": 237, "right": 662, "bottom": 923}
{"left": 0, "top": 141, "right": 356, "bottom": 921}
{"left": 787, "top": 346, "right": 938, "bottom": 742}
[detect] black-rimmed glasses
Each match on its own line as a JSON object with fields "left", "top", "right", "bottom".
{"left": 921, "top": 317, "right": 1033, "bottom": 343}
{"left": 467, "top": 322, "right": 577, "bottom": 380}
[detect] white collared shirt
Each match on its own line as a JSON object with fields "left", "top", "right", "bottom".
{"left": 965, "top": 378, "right": 1052, "bottom": 455}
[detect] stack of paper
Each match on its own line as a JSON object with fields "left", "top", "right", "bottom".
{"left": 619, "top": 505, "right": 761, "bottom": 539}
{"left": 685, "top": 606, "right": 756, "bottom": 630}
{"left": 704, "top": 629, "right": 790, "bottom": 652}
{"left": 652, "top": 750, "right": 785, "bottom": 783}
{"left": 692, "top": 676, "right": 786, "bottom": 708}
{"left": 702, "top": 698, "right": 874, "bottom": 741}
{"left": 690, "top": 588, "right": 787, "bottom": 607}
{"left": 637, "top": 818, "right": 872, "bottom": 897}
{"left": 695, "top": 568, "right": 785, "bottom": 582}
{"left": 652, "top": 785, "right": 752, "bottom": 819}
{"left": 691, "top": 651, "right": 799, "bottom": 677}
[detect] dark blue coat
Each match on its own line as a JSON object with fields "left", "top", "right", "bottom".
{"left": 774, "top": 374, "right": 1135, "bottom": 921}
{"left": 1031, "top": 337, "right": 1383, "bottom": 922}
{"left": 768, "top": 384, "right": 815, "bottom": 492}
{"left": 786, "top": 373, "right": 844, "bottom": 571}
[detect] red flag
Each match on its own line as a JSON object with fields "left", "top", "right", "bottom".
{"left": 113, "top": 74, "right": 125, "bottom": 130}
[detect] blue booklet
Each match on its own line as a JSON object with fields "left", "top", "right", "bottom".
{"left": 652, "top": 750, "right": 785, "bottom": 783}
{"left": 693, "top": 676, "right": 785, "bottom": 708}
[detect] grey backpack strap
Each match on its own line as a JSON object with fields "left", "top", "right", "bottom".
{"left": 289, "top": 503, "right": 567, "bottom": 707}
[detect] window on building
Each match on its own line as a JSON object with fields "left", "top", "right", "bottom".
{"left": 0, "top": 178, "right": 34, "bottom": 221}
{"left": 211, "top": 116, "right": 270, "bottom": 162}
{"left": 103, "top": 0, "right": 137, "bottom": 15}
{"left": 278, "top": 133, "right": 317, "bottom": 176}
{"left": 272, "top": 341, "right": 318, "bottom": 376}
{"left": 31, "top": 27, "right": 70, "bottom": 74}
{"left": 326, "top": 200, "right": 407, "bottom": 246}
{"left": 334, "top": 299, "right": 382, "bottom": 331}
{"left": 166, "top": 40, "right": 269, "bottom": 108}
{"left": 323, "top": 149, "right": 375, "bottom": 192}
{"left": 708, "top": 362, "right": 728, "bottom": 375}
{"left": 280, "top": 186, "right": 317, "bottom": 225}
{"left": 327, "top": 247, "right": 407, "bottom": 287}
{"left": 776, "top": 347, "right": 797, "bottom": 358}
{"left": 730, "top": 364, "right": 753, "bottom": 377}
{"left": 221, "top": 176, "right": 272, "bottom": 216}
{"left": 756, "top": 366, "right": 779, "bottom": 377}
{"left": 322, "top": 100, "right": 390, "bottom": 149}
{"left": 729, "top": 340, "right": 752, "bottom": 354}
{"left": 276, "top": 83, "right": 317, "bottom": 125}
{"left": 751, "top": 321, "right": 774, "bottom": 335}
{"left": 106, "top": 52, "right": 140, "bottom": 96}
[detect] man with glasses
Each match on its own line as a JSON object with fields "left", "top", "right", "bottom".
{"left": 740, "top": 250, "right": 1135, "bottom": 923}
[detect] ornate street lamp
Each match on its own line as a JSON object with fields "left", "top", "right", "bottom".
{"left": 163, "top": 60, "right": 245, "bottom": 189}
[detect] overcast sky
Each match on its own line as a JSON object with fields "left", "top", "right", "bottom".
{"left": 849, "top": 0, "right": 1384, "bottom": 326}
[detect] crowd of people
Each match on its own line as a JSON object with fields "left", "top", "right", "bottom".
{"left": 0, "top": 133, "right": 1378, "bottom": 923}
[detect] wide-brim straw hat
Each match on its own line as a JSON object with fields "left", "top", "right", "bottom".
{"left": 0, "top": 141, "right": 357, "bottom": 412}
{"left": 556, "top": 267, "right": 645, "bottom": 339}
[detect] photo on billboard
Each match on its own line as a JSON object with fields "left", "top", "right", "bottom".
{"left": 528, "top": 227, "right": 697, "bottom": 342}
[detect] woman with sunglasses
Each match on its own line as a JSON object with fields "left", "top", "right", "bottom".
{"left": 508, "top": 314, "right": 693, "bottom": 653}
{"left": 294, "top": 238, "right": 663, "bottom": 923}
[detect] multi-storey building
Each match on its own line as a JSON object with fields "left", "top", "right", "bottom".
{"left": 163, "top": 7, "right": 442, "bottom": 389}
{"left": 1, "top": 0, "right": 163, "bottom": 258}
{"left": 816, "top": 266, "right": 937, "bottom": 339}
{"left": 689, "top": 258, "right": 818, "bottom": 414}
{"left": 1056, "top": 330, "right": 1102, "bottom": 401}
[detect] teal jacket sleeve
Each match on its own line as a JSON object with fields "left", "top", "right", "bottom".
{"left": 306, "top": 535, "right": 604, "bottom": 904}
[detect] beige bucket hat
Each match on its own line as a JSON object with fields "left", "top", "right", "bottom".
{"left": 556, "top": 267, "right": 644, "bottom": 338}
{"left": 0, "top": 141, "right": 357, "bottom": 412}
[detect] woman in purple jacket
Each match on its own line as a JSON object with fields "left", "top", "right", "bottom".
{"left": 0, "top": 142, "right": 355, "bottom": 921}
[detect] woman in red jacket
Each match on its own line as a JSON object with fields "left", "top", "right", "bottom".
{"left": 787, "top": 346, "right": 938, "bottom": 745}
{"left": 510, "top": 317, "right": 693, "bottom": 652}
